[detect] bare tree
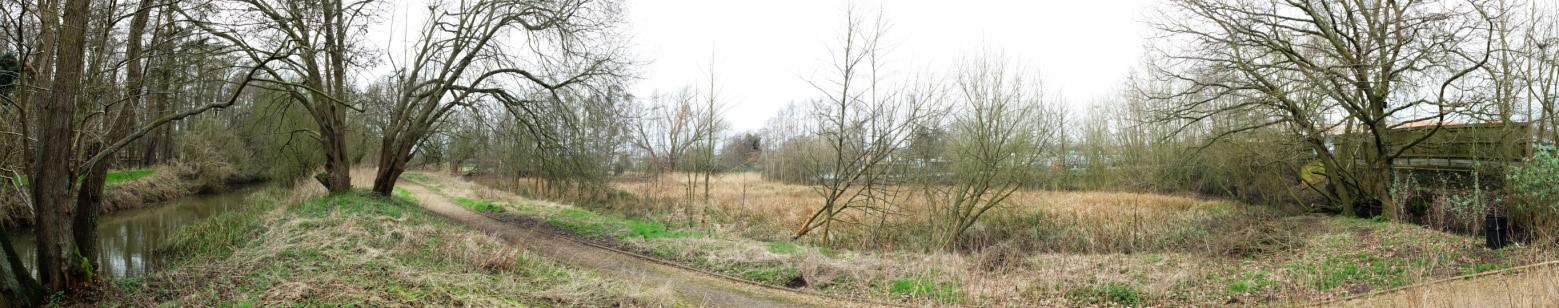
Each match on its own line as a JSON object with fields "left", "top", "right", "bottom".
{"left": 1523, "top": 3, "right": 1559, "bottom": 141}
{"left": 369, "top": 0, "right": 626, "bottom": 196}
{"left": 187, "top": 0, "right": 371, "bottom": 193}
{"left": 1150, "top": 0, "right": 1498, "bottom": 218}
{"left": 629, "top": 88, "right": 717, "bottom": 174}
{"left": 929, "top": 53, "right": 1060, "bottom": 250}
{"left": 793, "top": 5, "right": 929, "bottom": 242}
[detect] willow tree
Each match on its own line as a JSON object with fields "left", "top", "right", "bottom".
{"left": 369, "top": 0, "right": 625, "bottom": 196}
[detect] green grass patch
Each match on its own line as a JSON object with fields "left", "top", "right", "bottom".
{"left": 739, "top": 265, "right": 801, "bottom": 285}
{"left": 766, "top": 242, "right": 799, "bottom": 254}
{"left": 10, "top": 168, "right": 157, "bottom": 186}
{"left": 1461, "top": 262, "right": 1505, "bottom": 275}
{"left": 1292, "top": 252, "right": 1417, "bottom": 291}
{"left": 1067, "top": 282, "right": 1144, "bottom": 307}
{"left": 560, "top": 208, "right": 596, "bottom": 219}
{"left": 539, "top": 207, "right": 701, "bottom": 241}
{"left": 105, "top": 168, "right": 156, "bottom": 184}
{"left": 625, "top": 219, "right": 699, "bottom": 239}
{"left": 887, "top": 277, "right": 962, "bottom": 302}
{"left": 393, "top": 187, "right": 415, "bottom": 200}
{"left": 291, "top": 190, "right": 415, "bottom": 219}
{"left": 455, "top": 197, "right": 505, "bottom": 213}
{"left": 158, "top": 188, "right": 278, "bottom": 260}
{"left": 548, "top": 208, "right": 609, "bottom": 237}
{"left": 402, "top": 172, "right": 430, "bottom": 183}
{"left": 1223, "top": 270, "right": 1275, "bottom": 294}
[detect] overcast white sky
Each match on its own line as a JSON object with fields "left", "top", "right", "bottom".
{"left": 625, "top": 0, "right": 1156, "bottom": 132}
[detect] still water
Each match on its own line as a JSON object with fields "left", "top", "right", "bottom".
{"left": 5, "top": 188, "right": 261, "bottom": 278}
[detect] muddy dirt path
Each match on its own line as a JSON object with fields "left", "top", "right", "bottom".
{"left": 399, "top": 183, "right": 865, "bottom": 308}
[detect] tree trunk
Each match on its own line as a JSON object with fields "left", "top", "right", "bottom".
{"left": 0, "top": 230, "right": 43, "bottom": 305}
{"left": 70, "top": 149, "right": 107, "bottom": 280}
{"left": 68, "top": 0, "right": 155, "bottom": 280}
{"left": 371, "top": 163, "right": 406, "bottom": 196}
{"left": 139, "top": 10, "right": 175, "bottom": 167}
{"left": 32, "top": 0, "right": 92, "bottom": 291}
{"left": 371, "top": 134, "right": 417, "bottom": 196}
{"left": 139, "top": 58, "right": 170, "bottom": 165}
{"left": 318, "top": 125, "right": 353, "bottom": 193}
{"left": 1, "top": 0, "right": 57, "bottom": 300}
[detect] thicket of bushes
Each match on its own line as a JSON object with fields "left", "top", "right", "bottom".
{"left": 1507, "top": 146, "right": 1559, "bottom": 244}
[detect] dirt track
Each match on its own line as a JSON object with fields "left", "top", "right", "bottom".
{"left": 400, "top": 183, "right": 865, "bottom": 308}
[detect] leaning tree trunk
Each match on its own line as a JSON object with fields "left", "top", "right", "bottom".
{"left": 71, "top": 149, "right": 108, "bottom": 279}
{"left": 69, "top": 0, "right": 156, "bottom": 279}
{"left": 371, "top": 132, "right": 419, "bottom": 196}
{"left": 371, "top": 162, "right": 407, "bottom": 196}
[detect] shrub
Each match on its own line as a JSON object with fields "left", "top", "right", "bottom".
{"left": 1506, "top": 145, "right": 1559, "bottom": 242}
{"left": 1067, "top": 282, "right": 1144, "bottom": 307}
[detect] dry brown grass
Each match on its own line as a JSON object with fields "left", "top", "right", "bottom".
{"left": 1332, "top": 263, "right": 1559, "bottom": 307}
{"left": 611, "top": 172, "right": 1263, "bottom": 253}
{"left": 450, "top": 171, "right": 1558, "bottom": 306}
{"left": 605, "top": 172, "right": 1553, "bottom": 305}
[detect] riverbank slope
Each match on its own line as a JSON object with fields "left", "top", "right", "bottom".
{"left": 1, "top": 164, "right": 265, "bottom": 228}
{"left": 85, "top": 183, "right": 671, "bottom": 306}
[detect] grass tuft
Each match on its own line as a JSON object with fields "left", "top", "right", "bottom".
{"left": 740, "top": 265, "right": 802, "bottom": 285}
{"left": 887, "top": 277, "right": 962, "bottom": 302}
{"left": 766, "top": 242, "right": 799, "bottom": 254}
{"left": 625, "top": 219, "right": 699, "bottom": 239}
{"left": 1067, "top": 282, "right": 1144, "bottom": 307}
{"left": 454, "top": 197, "right": 505, "bottom": 213}
{"left": 106, "top": 168, "right": 157, "bottom": 184}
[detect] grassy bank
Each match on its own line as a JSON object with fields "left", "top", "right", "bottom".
{"left": 89, "top": 184, "right": 671, "bottom": 306}
{"left": 1, "top": 164, "right": 266, "bottom": 228}
{"left": 459, "top": 172, "right": 1552, "bottom": 306}
{"left": 4, "top": 168, "right": 156, "bottom": 186}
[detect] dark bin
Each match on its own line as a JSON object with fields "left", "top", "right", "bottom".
{"left": 1485, "top": 215, "right": 1509, "bottom": 249}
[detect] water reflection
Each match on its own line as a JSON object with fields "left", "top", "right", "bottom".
{"left": 5, "top": 188, "right": 259, "bottom": 279}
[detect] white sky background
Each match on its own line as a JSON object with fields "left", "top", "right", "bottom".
{"left": 371, "top": 0, "right": 1559, "bottom": 133}
{"left": 626, "top": 0, "right": 1156, "bottom": 132}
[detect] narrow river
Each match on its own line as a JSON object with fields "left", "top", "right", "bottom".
{"left": 6, "top": 187, "right": 263, "bottom": 279}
